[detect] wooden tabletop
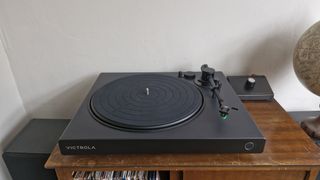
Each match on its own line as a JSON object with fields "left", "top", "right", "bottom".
{"left": 45, "top": 100, "right": 320, "bottom": 170}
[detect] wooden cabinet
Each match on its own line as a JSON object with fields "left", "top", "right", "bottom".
{"left": 45, "top": 100, "right": 320, "bottom": 180}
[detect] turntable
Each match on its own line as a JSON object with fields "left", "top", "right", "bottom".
{"left": 59, "top": 65, "right": 265, "bottom": 155}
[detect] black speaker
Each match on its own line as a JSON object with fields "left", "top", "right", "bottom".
{"left": 2, "top": 119, "right": 69, "bottom": 180}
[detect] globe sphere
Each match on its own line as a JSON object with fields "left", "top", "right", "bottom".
{"left": 293, "top": 21, "right": 320, "bottom": 96}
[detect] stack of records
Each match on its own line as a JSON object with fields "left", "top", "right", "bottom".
{"left": 72, "top": 170, "right": 160, "bottom": 180}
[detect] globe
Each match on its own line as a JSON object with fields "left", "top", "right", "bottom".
{"left": 293, "top": 21, "right": 320, "bottom": 96}
{"left": 293, "top": 21, "right": 320, "bottom": 138}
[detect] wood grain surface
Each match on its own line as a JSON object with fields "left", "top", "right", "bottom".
{"left": 45, "top": 100, "right": 320, "bottom": 171}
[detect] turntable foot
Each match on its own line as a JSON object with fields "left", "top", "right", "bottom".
{"left": 300, "top": 115, "right": 320, "bottom": 139}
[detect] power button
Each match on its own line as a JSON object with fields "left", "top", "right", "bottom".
{"left": 244, "top": 142, "right": 255, "bottom": 151}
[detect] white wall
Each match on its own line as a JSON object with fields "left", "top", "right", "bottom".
{"left": 0, "top": 37, "right": 27, "bottom": 179}
{"left": 0, "top": 0, "right": 320, "bottom": 119}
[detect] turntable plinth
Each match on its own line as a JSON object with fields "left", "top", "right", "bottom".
{"left": 45, "top": 100, "right": 320, "bottom": 180}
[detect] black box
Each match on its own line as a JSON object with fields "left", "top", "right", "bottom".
{"left": 227, "top": 75, "right": 274, "bottom": 101}
{"left": 2, "top": 119, "right": 69, "bottom": 180}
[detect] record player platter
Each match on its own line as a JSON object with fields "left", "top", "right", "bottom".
{"left": 59, "top": 65, "right": 266, "bottom": 155}
{"left": 90, "top": 74, "right": 203, "bottom": 131}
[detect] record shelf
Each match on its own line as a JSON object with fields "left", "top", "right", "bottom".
{"left": 46, "top": 100, "right": 320, "bottom": 180}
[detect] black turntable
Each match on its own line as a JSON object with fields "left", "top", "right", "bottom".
{"left": 59, "top": 65, "right": 265, "bottom": 155}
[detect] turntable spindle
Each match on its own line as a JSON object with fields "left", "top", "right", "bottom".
{"left": 146, "top": 88, "right": 150, "bottom": 95}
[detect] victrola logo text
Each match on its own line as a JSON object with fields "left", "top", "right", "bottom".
{"left": 65, "top": 145, "right": 96, "bottom": 150}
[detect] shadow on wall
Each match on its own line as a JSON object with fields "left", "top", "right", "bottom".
{"left": 0, "top": 157, "right": 10, "bottom": 180}
{"left": 24, "top": 74, "right": 98, "bottom": 119}
{"left": 0, "top": 110, "right": 29, "bottom": 150}
{"left": 243, "top": 32, "right": 294, "bottom": 82}
{"left": 0, "top": 107, "right": 30, "bottom": 180}
{"left": 220, "top": 30, "right": 296, "bottom": 84}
